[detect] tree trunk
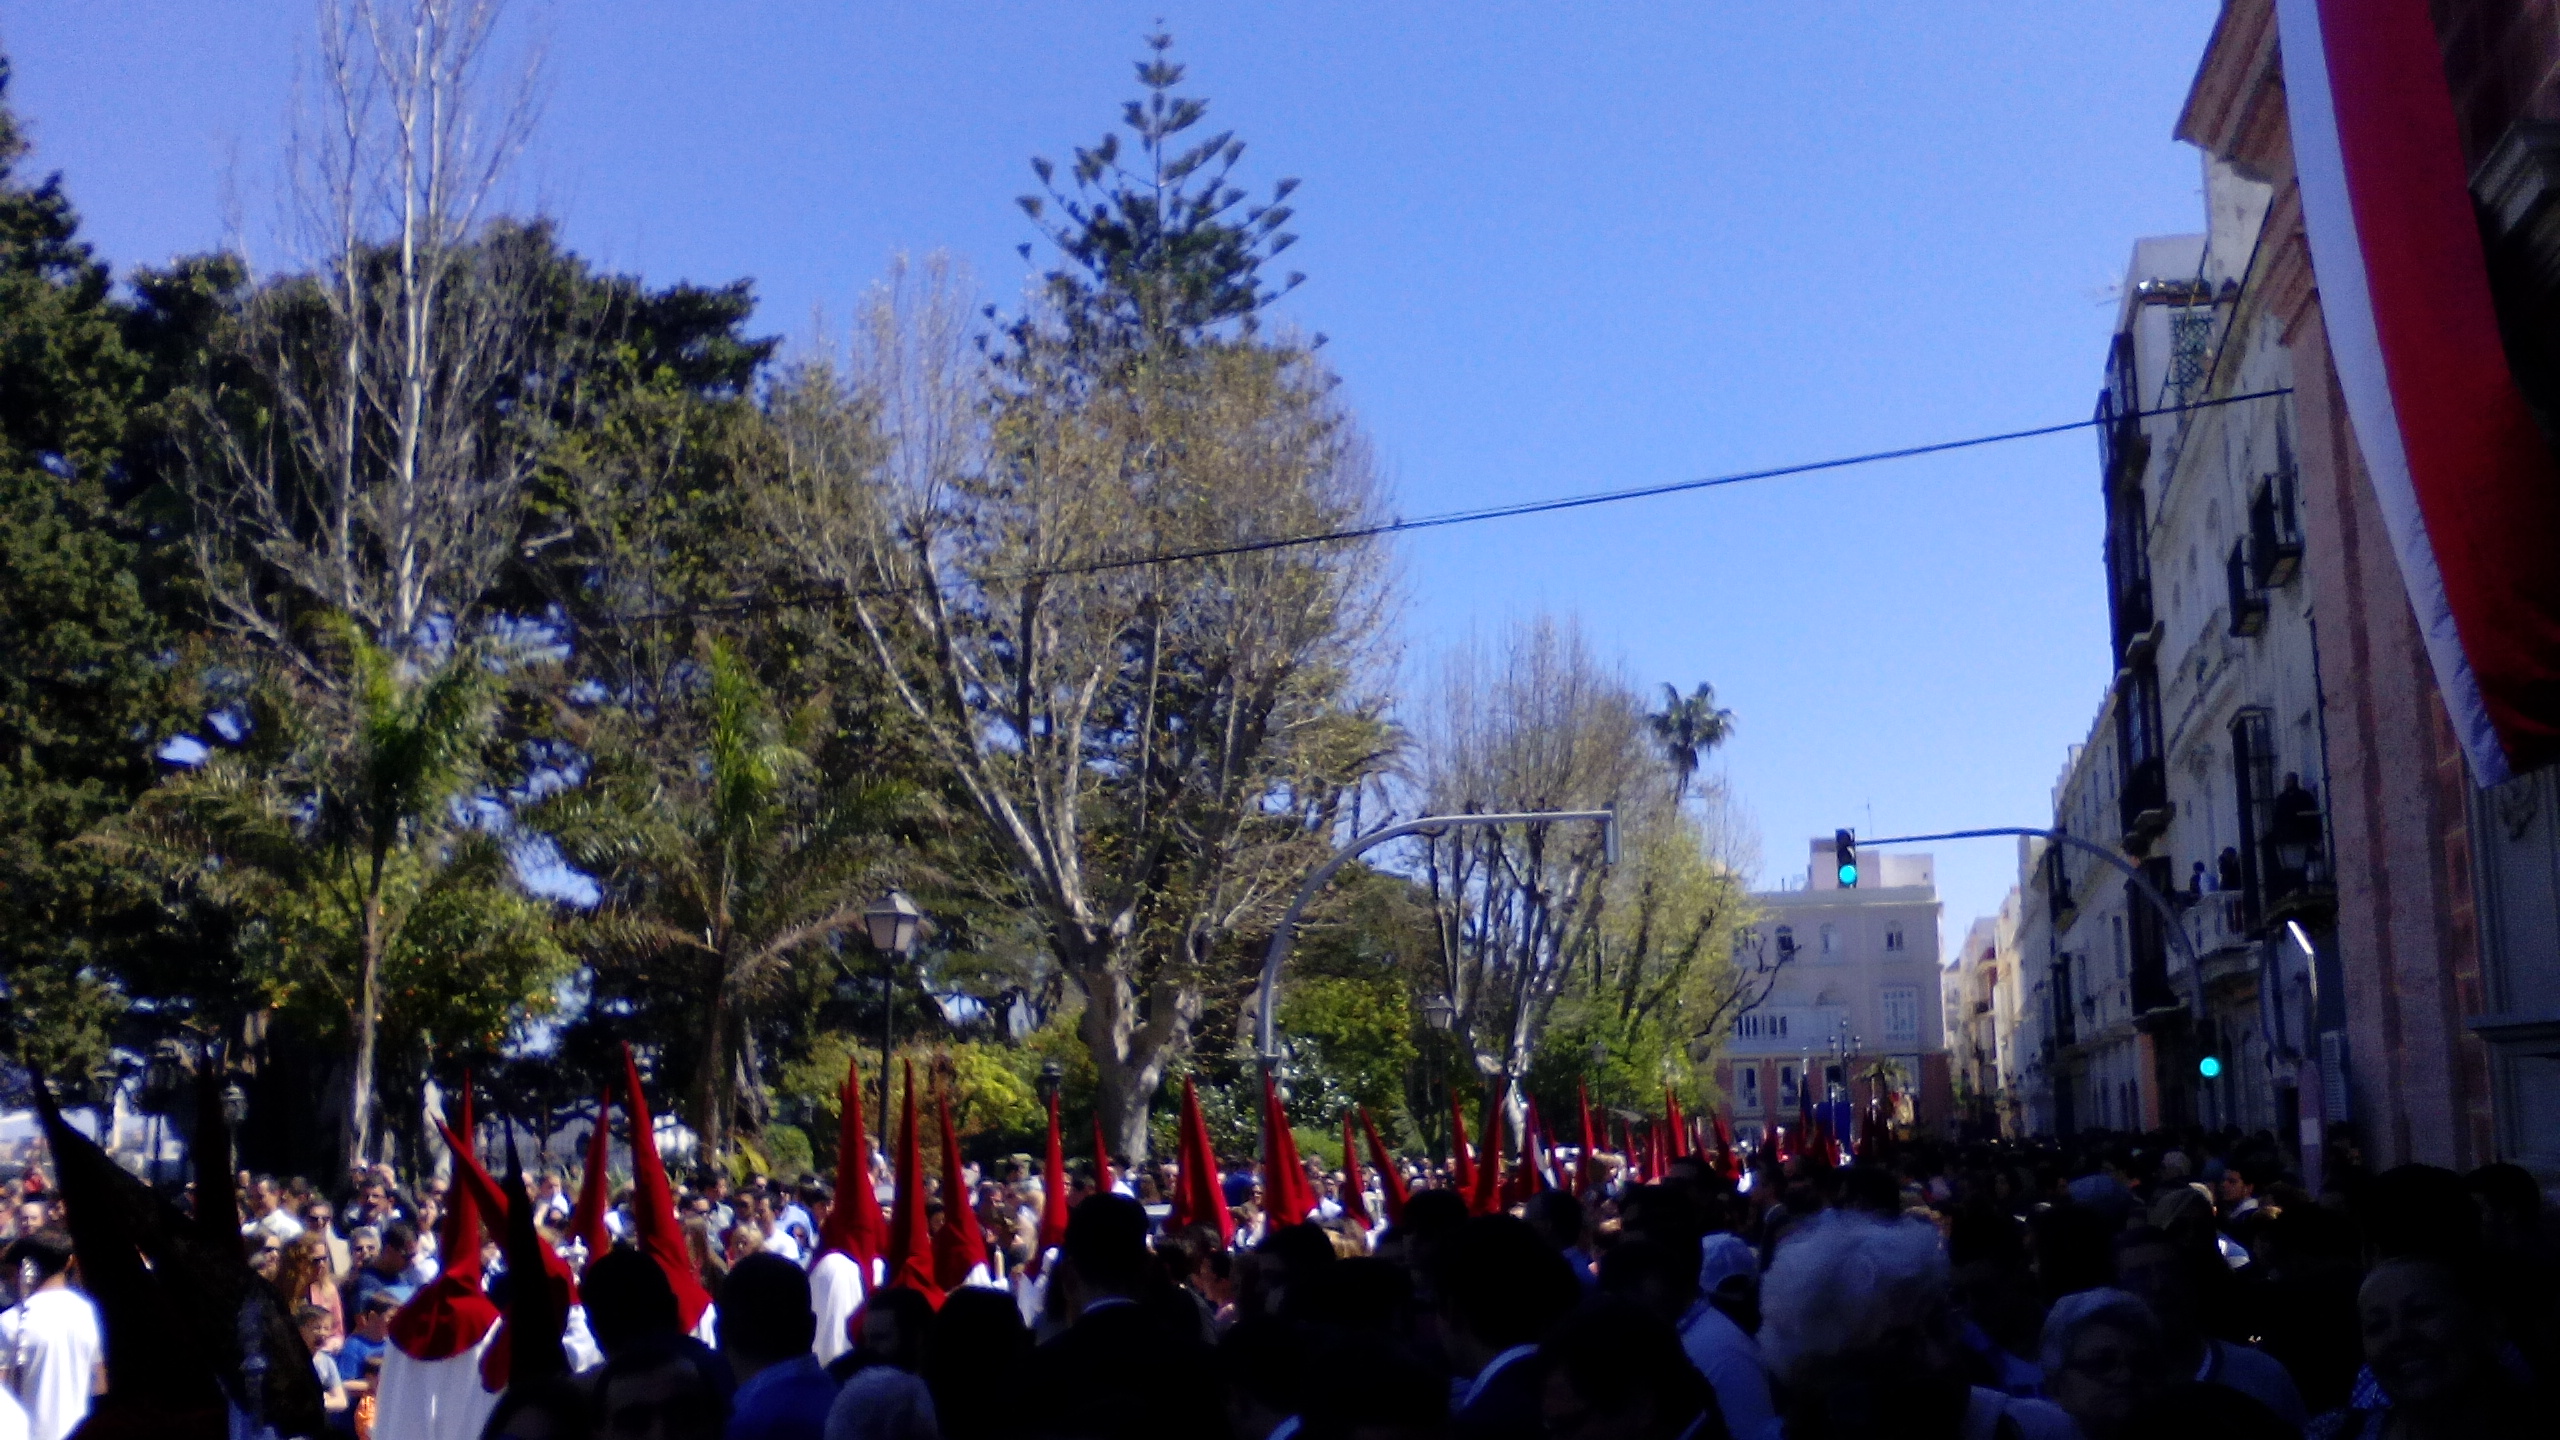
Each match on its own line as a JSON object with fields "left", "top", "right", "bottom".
{"left": 693, "top": 976, "right": 734, "bottom": 1166}
{"left": 1074, "top": 949, "right": 1195, "bottom": 1165}
{"left": 349, "top": 895, "right": 384, "bottom": 1166}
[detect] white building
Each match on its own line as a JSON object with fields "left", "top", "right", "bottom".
{"left": 1715, "top": 843, "right": 1951, "bottom": 1141}
{"left": 2078, "top": 161, "right": 2334, "bottom": 1143}
{"left": 2016, "top": 694, "right": 2147, "bottom": 1136}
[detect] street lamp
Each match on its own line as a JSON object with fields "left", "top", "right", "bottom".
{"left": 865, "top": 889, "right": 925, "bottom": 1130}
{"left": 220, "top": 1076, "right": 250, "bottom": 1154}
{"left": 1420, "top": 994, "right": 1456, "bottom": 1033}
{"left": 865, "top": 889, "right": 924, "bottom": 956}
{"left": 1037, "top": 1060, "right": 1064, "bottom": 1105}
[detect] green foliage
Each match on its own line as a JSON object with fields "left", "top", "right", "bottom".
{"left": 1649, "top": 683, "right": 1735, "bottom": 805}
{"left": 1017, "top": 31, "right": 1303, "bottom": 354}
{"left": 538, "top": 641, "right": 923, "bottom": 1160}
{"left": 1277, "top": 974, "right": 1417, "bottom": 1122}
{"left": 103, "top": 632, "right": 569, "bottom": 1158}
{"left": 0, "top": 56, "right": 186, "bottom": 1077}
{"left": 752, "top": 1122, "right": 814, "bottom": 1180}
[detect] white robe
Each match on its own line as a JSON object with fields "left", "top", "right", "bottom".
{"left": 374, "top": 1328, "right": 501, "bottom": 1440}
{"left": 809, "top": 1252, "right": 870, "bottom": 1365}
{"left": 0, "top": 1288, "right": 99, "bottom": 1440}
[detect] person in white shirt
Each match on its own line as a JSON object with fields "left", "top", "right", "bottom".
{"left": 0, "top": 1233, "right": 101, "bottom": 1440}
{"left": 239, "top": 1176, "right": 304, "bottom": 1245}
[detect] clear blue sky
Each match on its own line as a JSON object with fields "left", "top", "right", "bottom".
{"left": 4, "top": 2, "right": 2223, "bottom": 952}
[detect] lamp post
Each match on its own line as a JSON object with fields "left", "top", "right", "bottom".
{"left": 220, "top": 1075, "right": 250, "bottom": 1173}
{"left": 865, "top": 889, "right": 925, "bottom": 1129}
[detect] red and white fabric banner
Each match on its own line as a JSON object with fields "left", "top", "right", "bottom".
{"left": 2279, "top": 0, "right": 2560, "bottom": 786}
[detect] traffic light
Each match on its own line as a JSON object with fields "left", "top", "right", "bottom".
{"left": 2197, "top": 1054, "right": 2224, "bottom": 1079}
{"left": 1834, "top": 829, "right": 1859, "bottom": 888}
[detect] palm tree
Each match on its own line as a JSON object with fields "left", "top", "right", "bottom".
{"left": 109, "top": 624, "right": 564, "bottom": 1165}
{"left": 1648, "top": 682, "right": 1736, "bottom": 806}
{"left": 533, "top": 643, "right": 921, "bottom": 1162}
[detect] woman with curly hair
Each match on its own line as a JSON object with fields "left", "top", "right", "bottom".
{"left": 274, "top": 1231, "right": 345, "bottom": 1348}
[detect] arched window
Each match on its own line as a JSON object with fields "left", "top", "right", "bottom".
{"left": 1884, "top": 923, "right": 1906, "bottom": 952}
{"left": 1775, "top": 925, "right": 1796, "bottom": 958}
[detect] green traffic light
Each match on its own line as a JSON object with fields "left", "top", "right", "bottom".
{"left": 1837, "top": 864, "right": 1858, "bottom": 886}
{"left": 2198, "top": 1055, "right": 2223, "bottom": 1079}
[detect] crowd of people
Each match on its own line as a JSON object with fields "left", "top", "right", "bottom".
{"left": 4, "top": 1075, "right": 2556, "bottom": 1440}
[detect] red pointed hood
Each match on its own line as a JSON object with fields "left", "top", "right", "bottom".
{"left": 1664, "top": 1089, "right": 1686, "bottom": 1162}
{"left": 1446, "top": 1088, "right": 1475, "bottom": 1194}
{"left": 1169, "top": 1077, "right": 1233, "bottom": 1247}
{"left": 818, "top": 1057, "right": 885, "bottom": 1268}
{"left": 1468, "top": 1080, "right": 1507, "bottom": 1216}
{"left": 389, "top": 1085, "right": 499, "bottom": 1361}
{"left": 564, "top": 1082, "right": 615, "bottom": 1264}
{"left": 1713, "top": 1113, "right": 1738, "bottom": 1180}
{"left": 1358, "top": 1108, "right": 1408, "bottom": 1226}
{"left": 1036, "top": 1090, "right": 1069, "bottom": 1260}
{"left": 618, "top": 1045, "right": 713, "bottom": 1331}
{"left": 1092, "top": 1112, "right": 1116, "bottom": 1196}
{"left": 1258, "top": 1072, "right": 1317, "bottom": 1229}
{"left": 1337, "top": 1112, "right": 1370, "bottom": 1233}
{"left": 882, "top": 1062, "right": 943, "bottom": 1306}
{"left": 931, "top": 1087, "right": 989, "bottom": 1289}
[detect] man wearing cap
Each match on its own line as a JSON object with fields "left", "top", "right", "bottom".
{"left": 1685, "top": 1233, "right": 1781, "bottom": 1440}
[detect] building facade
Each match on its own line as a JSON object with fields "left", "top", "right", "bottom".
{"left": 1714, "top": 842, "right": 1951, "bottom": 1142}
{"left": 2048, "top": 0, "right": 2560, "bottom": 1178}
{"left": 2081, "top": 171, "right": 2338, "bottom": 1155}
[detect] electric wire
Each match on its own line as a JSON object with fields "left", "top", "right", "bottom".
{"left": 631, "top": 386, "right": 2293, "bottom": 622}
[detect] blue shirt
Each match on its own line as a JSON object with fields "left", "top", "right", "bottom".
{"left": 352, "top": 1268, "right": 417, "bottom": 1310}
{"left": 339, "top": 1332, "right": 388, "bottom": 1378}
{"left": 726, "top": 1353, "right": 837, "bottom": 1440}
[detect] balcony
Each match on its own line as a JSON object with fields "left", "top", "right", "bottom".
{"left": 2106, "top": 509, "right": 2156, "bottom": 659}
{"left": 2262, "top": 837, "right": 2336, "bottom": 928}
{"left": 2186, "top": 889, "right": 2254, "bottom": 958}
{"left": 2228, "top": 537, "right": 2270, "bottom": 636}
{"left": 2249, "top": 470, "right": 2304, "bottom": 587}
{"left": 2119, "top": 756, "right": 2170, "bottom": 848}
{"left": 2097, "top": 333, "right": 2148, "bottom": 485}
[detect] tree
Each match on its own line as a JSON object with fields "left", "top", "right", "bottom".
{"left": 1415, "top": 617, "right": 1651, "bottom": 1084}
{"left": 181, "top": 0, "right": 547, "bottom": 671}
{"left": 103, "top": 629, "right": 568, "bottom": 1162}
{"left": 756, "top": 40, "right": 1391, "bottom": 1162}
{"left": 1526, "top": 801, "right": 1767, "bottom": 1116}
{"left": 1649, "top": 683, "right": 1734, "bottom": 807}
{"left": 532, "top": 642, "right": 921, "bottom": 1162}
{"left": 0, "top": 53, "right": 191, "bottom": 1082}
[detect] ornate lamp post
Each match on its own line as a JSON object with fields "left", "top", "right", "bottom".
{"left": 864, "top": 889, "right": 925, "bottom": 1126}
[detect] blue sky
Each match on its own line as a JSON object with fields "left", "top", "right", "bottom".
{"left": 4, "top": 2, "right": 2223, "bottom": 951}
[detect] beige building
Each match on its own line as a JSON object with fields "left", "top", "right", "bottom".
{"left": 1713, "top": 842, "right": 1951, "bottom": 1143}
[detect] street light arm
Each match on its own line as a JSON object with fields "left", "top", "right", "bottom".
{"left": 1254, "top": 810, "right": 1618, "bottom": 1062}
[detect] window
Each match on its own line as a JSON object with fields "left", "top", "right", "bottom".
{"left": 1775, "top": 925, "right": 1796, "bottom": 959}
{"left": 1779, "top": 1066, "right": 1800, "bottom": 1107}
{"left": 1882, "top": 985, "right": 1921, "bottom": 1045}
{"left": 2112, "top": 916, "right": 2127, "bottom": 980}
{"left": 1820, "top": 923, "right": 1839, "bottom": 956}
{"left": 1738, "top": 1066, "right": 1762, "bottom": 1112}
{"left": 1733, "top": 1012, "right": 1791, "bottom": 1041}
{"left": 1884, "top": 923, "right": 1905, "bottom": 952}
